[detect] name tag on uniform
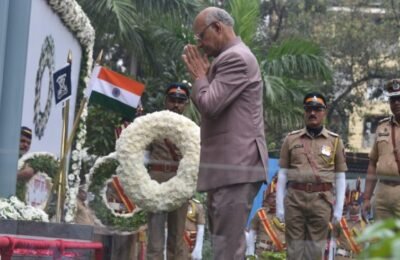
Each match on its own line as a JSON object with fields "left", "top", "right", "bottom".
{"left": 378, "top": 133, "right": 389, "bottom": 137}
{"left": 293, "top": 144, "right": 304, "bottom": 149}
{"left": 321, "top": 145, "right": 332, "bottom": 156}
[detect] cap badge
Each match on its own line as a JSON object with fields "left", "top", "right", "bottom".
{"left": 393, "top": 82, "right": 400, "bottom": 90}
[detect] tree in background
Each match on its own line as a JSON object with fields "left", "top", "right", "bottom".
{"left": 78, "top": 0, "right": 334, "bottom": 156}
{"left": 258, "top": 0, "right": 400, "bottom": 145}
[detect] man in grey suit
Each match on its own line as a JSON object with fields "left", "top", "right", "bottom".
{"left": 182, "top": 7, "right": 268, "bottom": 259}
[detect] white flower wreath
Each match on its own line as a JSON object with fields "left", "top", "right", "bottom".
{"left": 33, "top": 35, "right": 55, "bottom": 140}
{"left": 17, "top": 152, "right": 59, "bottom": 213}
{"left": 85, "top": 152, "right": 147, "bottom": 231}
{"left": 18, "top": 152, "right": 59, "bottom": 171}
{"left": 116, "top": 110, "right": 200, "bottom": 212}
{"left": 86, "top": 152, "right": 140, "bottom": 218}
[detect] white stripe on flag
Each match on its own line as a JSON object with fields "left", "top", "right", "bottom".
{"left": 90, "top": 66, "right": 141, "bottom": 108}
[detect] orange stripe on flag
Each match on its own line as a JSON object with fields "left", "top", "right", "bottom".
{"left": 98, "top": 66, "right": 145, "bottom": 96}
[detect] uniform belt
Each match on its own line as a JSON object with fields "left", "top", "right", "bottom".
{"left": 287, "top": 182, "right": 332, "bottom": 192}
{"left": 380, "top": 180, "right": 400, "bottom": 186}
{"left": 149, "top": 163, "right": 178, "bottom": 172}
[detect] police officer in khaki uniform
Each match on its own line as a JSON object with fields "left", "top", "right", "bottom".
{"left": 276, "top": 92, "right": 348, "bottom": 260}
{"left": 183, "top": 199, "right": 206, "bottom": 259}
{"left": 336, "top": 178, "right": 366, "bottom": 259}
{"left": 246, "top": 176, "right": 286, "bottom": 257}
{"left": 146, "top": 83, "right": 190, "bottom": 260}
{"left": 363, "top": 79, "right": 400, "bottom": 220}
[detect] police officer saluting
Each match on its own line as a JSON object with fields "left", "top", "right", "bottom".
{"left": 363, "top": 79, "right": 400, "bottom": 220}
{"left": 276, "top": 92, "right": 348, "bottom": 260}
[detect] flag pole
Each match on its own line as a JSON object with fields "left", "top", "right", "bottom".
{"left": 52, "top": 50, "right": 103, "bottom": 222}
{"left": 55, "top": 50, "right": 72, "bottom": 222}
{"left": 63, "top": 49, "right": 103, "bottom": 153}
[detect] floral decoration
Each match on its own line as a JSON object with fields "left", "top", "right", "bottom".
{"left": 44, "top": 0, "right": 95, "bottom": 222}
{"left": 0, "top": 196, "right": 49, "bottom": 222}
{"left": 17, "top": 152, "right": 59, "bottom": 218}
{"left": 33, "top": 35, "right": 55, "bottom": 140}
{"left": 116, "top": 110, "right": 200, "bottom": 212}
{"left": 86, "top": 152, "right": 146, "bottom": 231}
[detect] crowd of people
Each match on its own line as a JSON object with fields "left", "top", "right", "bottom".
{"left": 15, "top": 5, "right": 400, "bottom": 260}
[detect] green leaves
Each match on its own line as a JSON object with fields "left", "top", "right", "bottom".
{"left": 264, "top": 38, "right": 332, "bottom": 81}
{"left": 228, "top": 0, "right": 260, "bottom": 48}
{"left": 25, "top": 155, "right": 60, "bottom": 179}
{"left": 261, "top": 38, "right": 332, "bottom": 146}
{"left": 88, "top": 158, "right": 147, "bottom": 231}
{"left": 357, "top": 218, "right": 400, "bottom": 259}
{"left": 85, "top": 105, "right": 121, "bottom": 156}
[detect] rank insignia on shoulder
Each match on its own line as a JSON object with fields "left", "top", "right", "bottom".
{"left": 378, "top": 132, "right": 390, "bottom": 137}
{"left": 288, "top": 130, "right": 301, "bottom": 135}
{"left": 192, "top": 198, "right": 201, "bottom": 204}
{"left": 327, "top": 131, "right": 338, "bottom": 137}
{"left": 378, "top": 117, "right": 390, "bottom": 124}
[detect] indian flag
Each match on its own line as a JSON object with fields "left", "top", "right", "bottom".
{"left": 88, "top": 65, "right": 145, "bottom": 117}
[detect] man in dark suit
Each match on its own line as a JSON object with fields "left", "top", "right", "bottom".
{"left": 182, "top": 7, "right": 268, "bottom": 259}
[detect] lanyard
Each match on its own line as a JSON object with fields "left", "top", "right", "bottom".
{"left": 301, "top": 136, "right": 321, "bottom": 183}
{"left": 391, "top": 124, "right": 400, "bottom": 175}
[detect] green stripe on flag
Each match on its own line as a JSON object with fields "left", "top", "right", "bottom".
{"left": 89, "top": 91, "right": 136, "bottom": 119}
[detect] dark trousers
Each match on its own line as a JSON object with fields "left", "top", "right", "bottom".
{"left": 207, "top": 182, "right": 262, "bottom": 260}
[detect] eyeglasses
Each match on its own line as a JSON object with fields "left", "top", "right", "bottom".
{"left": 304, "top": 106, "right": 326, "bottom": 113}
{"left": 194, "top": 22, "right": 216, "bottom": 41}
{"left": 166, "top": 96, "right": 188, "bottom": 104}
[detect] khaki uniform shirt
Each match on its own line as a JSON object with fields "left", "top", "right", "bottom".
{"left": 369, "top": 116, "right": 400, "bottom": 176}
{"left": 280, "top": 127, "right": 348, "bottom": 183}
{"left": 148, "top": 138, "right": 182, "bottom": 183}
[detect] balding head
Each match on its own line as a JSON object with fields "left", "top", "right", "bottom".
{"left": 196, "top": 7, "right": 234, "bottom": 27}
{"left": 193, "top": 7, "right": 236, "bottom": 57}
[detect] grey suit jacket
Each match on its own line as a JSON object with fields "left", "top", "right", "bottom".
{"left": 191, "top": 37, "right": 268, "bottom": 191}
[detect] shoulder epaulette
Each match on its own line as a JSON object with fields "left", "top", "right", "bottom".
{"left": 288, "top": 130, "right": 301, "bottom": 136}
{"left": 327, "top": 131, "right": 339, "bottom": 137}
{"left": 191, "top": 199, "right": 200, "bottom": 204}
{"left": 378, "top": 117, "right": 390, "bottom": 124}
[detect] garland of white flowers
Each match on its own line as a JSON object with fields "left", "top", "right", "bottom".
{"left": 33, "top": 35, "right": 55, "bottom": 140}
{"left": 85, "top": 152, "right": 146, "bottom": 231}
{"left": 18, "top": 151, "right": 59, "bottom": 171}
{"left": 17, "top": 152, "right": 59, "bottom": 217}
{"left": 45, "top": 0, "right": 95, "bottom": 223}
{"left": 0, "top": 196, "right": 49, "bottom": 222}
{"left": 116, "top": 110, "right": 200, "bottom": 212}
{"left": 87, "top": 152, "right": 140, "bottom": 217}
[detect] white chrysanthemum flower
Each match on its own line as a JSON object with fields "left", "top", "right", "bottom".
{"left": 115, "top": 110, "right": 200, "bottom": 212}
